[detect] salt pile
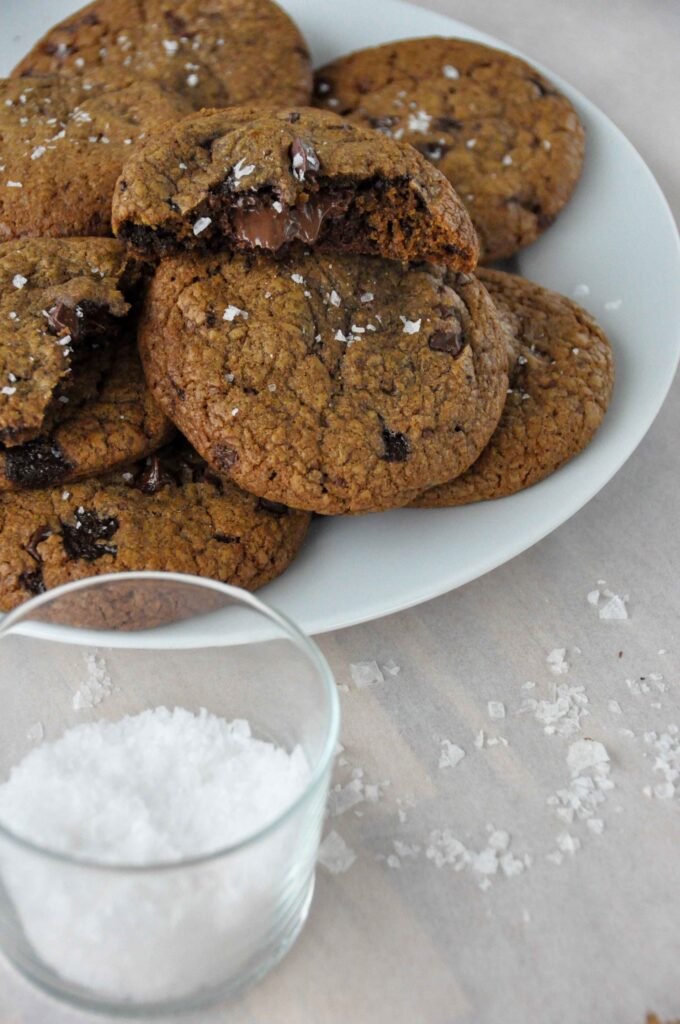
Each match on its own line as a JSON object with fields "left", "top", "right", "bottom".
{"left": 0, "top": 707, "right": 311, "bottom": 1001}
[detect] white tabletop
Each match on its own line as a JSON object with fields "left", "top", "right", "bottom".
{"left": 2, "top": 1, "right": 680, "bottom": 1022}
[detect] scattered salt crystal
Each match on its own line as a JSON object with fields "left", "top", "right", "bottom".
{"left": 443, "top": 65, "right": 459, "bottom": 79}
{"left": 6, "top": 181, "right": 22, "bottom": 188}
{"left": 192, "top": 216, "right": 211, "bottom": 235}
{"left": 438, "top": 740, "right": 465, "bottom": 769}
{"left": 572, "top": 283, "right": 590, "bottom": 297}
{"left": 546, "top": 648, "right": 569, "bottom": 675}
{"left": 26, "top": 722, "right": 43, "bottom": 743}
{"left": 162, "top": 39, "right": 179, "bottom": 54}
{"left": 72, "top": 653, "right": 113, "bottom": 710}
{"left": 567, "top": 739, "right": 609, "bottom": 776}
{"left": 223, "top": 305, "right": 248, "bottom": 322}
{"left": 349, "top": 660, "right": 384, "bottom": 688}
{"left": 608, "top": 699, "right": 622, "bottom": 714}
{"left": 407, "top": 110, "right": 431, "bottom": 133}
{"left": 400, "top": 316, "right": 421, "bottom": 334}
{"left": 232, "top": 157, "right": 255, "bottom": 181}
{"left": 586, "top": 589, "right": 600, "bottom": 605}
{"left": 474, "top": 730, "right": 485, "bottom": 749}
{"left": 291, "top": 273, "right": 304, "bottom": 285}
{"left": 1, "top": 386, "right": 16, "bottom": 396}
{"left": 30, "top": 146, "right": 46, "bottom": 160}
{"left": 186, "top": 73, "right": 199, "bottom": 88}
{"left": 318, "top": 830, "right": 356, "bottom": 874}
{"left": 360, "top": 292, "right": 374, "bottom": 303}
{"left": 382, "top": 659, "right": 400, "bottom": 677}
{"left": 501, "top": 154, "right": 513, "bottom": 166}
{"left": 329, "top": 290, "right": 341, "bottom": 307}
{"left": 599, "top": 594, "right": 628, "bottom": 621}
{"left": 556, "top": 831, "right": 580, "bottom": 855}
{"left": 487, "top": 701, "right": 505, "bottom": 720}
{"left": 465, "top": 138, "right": 477, "bottom": 148}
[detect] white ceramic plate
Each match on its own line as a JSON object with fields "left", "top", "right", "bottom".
{"left": 1, "top": 0, "right": 679, "bottom": 647}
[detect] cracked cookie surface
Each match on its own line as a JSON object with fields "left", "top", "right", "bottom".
{"left": 412, "top": 268, "right": 614, "bottom": 507}
{"left": 314, "top": 38, "right": 585, "bottom": 262}
{"left": 0, "top": 75, "right": 191, "bottom": 240}
{"left": 0, "top": 335, "right": 174, "bottom": 490}
{"left": 112, "top": 105, "right": 478, "bottom": 270}
{"left": 0, "top": 237, "right": 139, "bottom": 446}
{"left": 12, "top": 0, "right": 312, "bottom": 112}
{"left": 139, "top": 251, "right": 508, "bottom": 515}
{"left": 0, "top": 441, "right": 310, "bottom": 611}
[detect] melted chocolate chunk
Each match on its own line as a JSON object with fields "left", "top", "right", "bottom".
{"left": 26, "top": 524, "right": 54, "bottom": 562}
{"left": 132, "top": 454, "right": 174, "bottom": 495}
{"left": 231, "top": 189, "right": 352, "bottom": 251}
{"left": 46, "top": 299, "right": 118, "bottom": 345}
{"left": 61, "top": 508, "right": 118, "bottom": 562}
{"left": 256, "top": 498, "right": 289, "bottom": 517}
{"left": 290, "top": 137, "right": 320, "bottom": 181}
{"left": 429, "top": 323, "right": 465, "bottom": 356}
{"left": 211, "top": 443, "right": 239, "bottom": 470}
{"left": 19, "top": 569, "right": 45, "bottom": 595}
{"left": 4, "top": 440, "right": 75, "bottom": 489}
{"left": 381, "top": 428, "right": 410, "bottom": 462}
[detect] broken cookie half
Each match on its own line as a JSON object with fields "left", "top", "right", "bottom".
{"left": 112, "top": 106, "right": 479, "bottom": 270}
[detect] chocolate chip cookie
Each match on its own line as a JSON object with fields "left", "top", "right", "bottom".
{"left": 412, "top": 269, "right": 614, "bottom": 507}
{"left": 12, "top": 0, "right": 312, "bottom": 112}
{"left": 112, "top": 106, "right": 479, "bottom": 270}
{"left": 0, "top": 75, "right": 190, "bottom": 240}
{"left": 0, "top": 237, "right": 139, "bottom": 446}
{"left": 0, "top": 336, "right": 174, "bottom": 491}
{"left": 138, "top": 251, "right": 508, "bottom": 515}
{"left": 314, "top": 38, "right": 585, "bottom": 262}
{"left": 0, "top": 441, "right": 310, "bottom": 611}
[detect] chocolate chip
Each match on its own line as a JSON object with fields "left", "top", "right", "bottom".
{"left": 415, "top": 141, "right": 449, "bottom": 161}
{"left": 369, "top": 116, "right": 398, "bottom": 134}
{"left": 61, "top": 509, "right": 118, "bottom": 562}
{"left": 214, "top": 533, "right": 240, "bottom": 543}
{"left": 256, "top": 498, "right": 288, "bottom": 517}
{"left": 429, "top": 325, "right": 465, "bottom": 356}
{"left": 46, "top": 299, "right": 118, "bottom": 345}
{"left": 432, "top": 116, "right": 463, "bottom": 132}
{"left": 528, "top": 76, "right": 556, "bottom": 98}
{"left": 19, "top": 569, "right": 45, "bottom": 595}
{"left": 164, "top": 11, "right": 187, "bottom": 35}
{"left": 25, "top": 524, "right": 54, "bottom": 562}
{"left": 381, "top": 427, "right": 410, "bottom": 462}
{"left": 133, "top": 454, "right": 171, "bottom": 495}
{"left": 211, "top": 444, "right": 239, "bottom": 471}
{"left": 287, "top": 112, "right": 301, "bottom": 123}
{"left": 290, "top": 137, "right": 320, "bottom": 181}
{"left": 5, "top": 440, "right": 75, "bottom": 489}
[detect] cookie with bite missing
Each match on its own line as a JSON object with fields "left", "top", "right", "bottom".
{"left": 412, "top": 268, "right": 614, "bottom": 507}
{"left": 0, "top": 440, "right": 310, "bottom": 611}
{"left": 314, "top": 38, "right": 585, "bottom": 262}
{"left": 138, "top": 250, "right": 508, "bottom": 515}
{"left": 0, "top": 237, "right": 139, "bottom": 446}
{"left": 0, "top": 336, "right": 174, "bottom": 491}
{"left": 0, "top": 75, "right": 191, "bottom": 240}
{"left": 112, "top": 105, "right": 479, "bottom": 270}
{"left": 12, "top": 0, "right": 312, "bottom": 112}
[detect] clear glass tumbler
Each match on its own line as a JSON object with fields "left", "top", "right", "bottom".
{"left": 0, "top": 572, "right": 339, "bottom": 1016}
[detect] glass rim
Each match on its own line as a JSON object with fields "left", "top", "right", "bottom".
{"left": 0, "top": 572, "right": 340, "bottom": 874}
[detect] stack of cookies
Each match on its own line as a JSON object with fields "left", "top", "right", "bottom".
{"left": 0, "top": 0, "right": 614, "bottom": 610}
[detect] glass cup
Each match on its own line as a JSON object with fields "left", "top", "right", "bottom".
{"left": 0, "top": 572, "right": 339, "bottom": 1016}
